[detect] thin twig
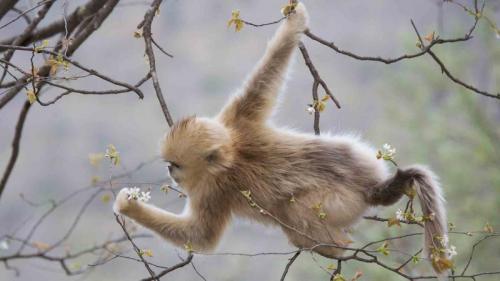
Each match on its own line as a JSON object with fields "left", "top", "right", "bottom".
{"left": 0, "top": 101, "right": 30, "bottom": 198}
{"left": 114, "top": 214, "right": 158, "bottom": 280}
{"left": 140, "top": 0, "right": 174, "bottom": 126}
{"left": 298, "top": 41, "right": 341, "bottom": 135}
{"left": 141, "top": 253, "right": 194, "bottom": 281}
{"left": 280, "top": 251, "right": 301, "bottom": 281}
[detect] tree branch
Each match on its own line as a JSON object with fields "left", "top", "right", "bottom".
{"left": 140, "top": 0, "right": 174, "bottom": 126}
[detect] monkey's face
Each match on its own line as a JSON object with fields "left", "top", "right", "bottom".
{"left": 160, "top": 117, "right": 234, "bottom": 188}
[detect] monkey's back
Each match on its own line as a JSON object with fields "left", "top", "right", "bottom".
{"left": 224, "top": 125, "right": 390, "bottom": 227}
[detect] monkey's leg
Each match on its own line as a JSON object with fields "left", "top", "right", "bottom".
{"left": 366, "top": 169, "right": 411, "bottom": 206}
{"left": 282, "top": 226, "right": 349, "bottom": 258}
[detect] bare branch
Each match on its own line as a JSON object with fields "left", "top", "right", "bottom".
{"left": 242, "top": 16, "right": 286, "bottom": 27}
{"left": 298, "top": 41, "right": 341, "bottom": 135}
{"left": 115, "top": 214, "right": 158, "bottom": 280}
{"left": 151, "top": 37, "right": 173, "bottom": 58}
{"left": 140, "top": 0, "right": 175, "bottom": 126}
{"left": 0, "top": 101, "right": 30, "bottom": 199}
{"left": 0, "top": 0, "right": 104, "bottom": 52}
{"left": 0, "top": 0, "right": 50, "bottom": 30}
{"left": 140, "top": 253, "right": 194, "bottom": 281}
{"left": 0, "top": 0, "right": 120, "bottom": 198}
{"left": 280, "top": 251, "right": 301, "bottom": 281}
{"left": 0, "top": 0, "right": 55, "bottom": 87}
{"left": 0, "top": 0, "right": 20, "bottom": 22}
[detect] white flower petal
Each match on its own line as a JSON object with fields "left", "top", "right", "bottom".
{"left": 395, "top": 209, "right": 405, "bottom": 220}
{"left": 125, "top": 187, "right": 141, "bottom": 201}
{"left": 447, "top": 245, "right": 457, "bottom": 257}
{"left": 139, "top": 191, "right": 151, "bottom": 202}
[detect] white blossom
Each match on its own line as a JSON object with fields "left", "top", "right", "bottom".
{"left": 395, "top": 209, "right": 405, "bottom": 220}
{"left": 382, "top": 143, "right": 396, "bottom": 157}
{"left": 125, "top": 187, "right": 141, "bottom": 201}
{"left": 306, "top": 106, "right": 315, "bottom": 115}
{"left": 446, "top": 245, "right": 457, "bottom": 258}
{"left": 377, "top": 143, "right": 397, "bottom": 161}
{"left": 140, "top": 191, "right": 151, "bottom": 203}
{"left": 124, "top": 187, "right": 152, "bottom": 202}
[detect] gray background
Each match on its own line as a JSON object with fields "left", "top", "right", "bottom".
{"left": 1, "top": 0, "right": 499, "bottom": 280}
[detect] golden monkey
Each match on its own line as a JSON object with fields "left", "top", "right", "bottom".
{"left": 114, "top": 3, "right": 448, "bottom": 276}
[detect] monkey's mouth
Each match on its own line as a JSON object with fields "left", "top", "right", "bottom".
{"left": 170, "top": 176, "right": 180, "bottom": 184}
{"left": 167, "top": 171, "right": 181, "bottom": 185}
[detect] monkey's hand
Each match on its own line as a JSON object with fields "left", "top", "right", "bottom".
{"left": 113, "top": 188, "right": 141, "bottom": 216}
{"left": 285, "top": 2, "right": 309, "bottom": 34}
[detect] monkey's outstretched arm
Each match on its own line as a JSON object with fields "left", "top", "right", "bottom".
{"left": 219, "top": 3, "right": 309, "bottom": 125}
{"left": 113, "top": 189, "right": 230, "bottom": 251}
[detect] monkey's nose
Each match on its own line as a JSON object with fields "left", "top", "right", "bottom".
{"left": 168, "top": 165, "right": 173, "bottom": 174}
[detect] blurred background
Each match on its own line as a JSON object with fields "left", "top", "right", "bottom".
{"left": 0, "top": 0, "right": 499, "bottom": 280}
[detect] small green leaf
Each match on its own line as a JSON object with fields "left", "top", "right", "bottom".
{"left": 448, "top": 222, "right": 456, "bottom": 231}
{"left": 240, "top": 190, "right": 252, "bottom": 200}
{"left": 227, "top": 10, "right": 244, "bottom": 32}
{"left": 184, "top": 242, "right": 193, "bottom": 253}
{"left": 100, "top": 194, "right": 111, "bottom": 203}
{"left": 281, "top": 2, "right": 298, "bottom": 16}
{"left": 318, "top": 211, "right": 327, "bottom": 220}
{"left": 387, "top": 217, "right": 401, "bottom": 227}
{"left": 134, "top": 29, "right": 143, "bottom": 38}
{"left": 139, "top": 249, "right": 153, "bottom": 257}
{"left": 104, "top": 144, "right": 120, "bottom": 166}
{"left": 332, "top": 273, "right": 346, "bottom": 281}
{"left": 484, "top": 222, "right": 494, "bottom": 233}
{"left": 34, "top": 39, "right": 49, "bottom": 53}
{"left": 26, "top": 90, "right": 36, "bottom": 104}
{"left": 376, "top": 241, "right": 390, "bottom": 256}
{"left": 70, "top": 262, "right": 81, "bottom": 270}
{"left": 160, "top": 185, "right": 169, "bottom": 193}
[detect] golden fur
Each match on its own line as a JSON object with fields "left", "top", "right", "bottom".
{"left": 114, "top": 3, "right": 448, "bottom": 275}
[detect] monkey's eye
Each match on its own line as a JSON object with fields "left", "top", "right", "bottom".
{"left": 166, "top": 161, "right": 181, "bottom": 169}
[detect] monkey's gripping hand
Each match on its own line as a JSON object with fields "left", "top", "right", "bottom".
{"left": 113, "top": 187, "right": 140, "bottom": 216}
{"left": 284, "top": 2, "right": 309, "bottom": 34}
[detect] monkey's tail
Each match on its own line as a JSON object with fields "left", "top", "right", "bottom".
{"left": 368, "top": 165, "right": 448, "bottom": 278}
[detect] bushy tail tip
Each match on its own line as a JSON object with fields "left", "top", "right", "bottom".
{"left": 368, "top": 164, "right": 450, "bottom": 277}
{"left": 407, "top": 165, "right": 449, "bottom": 276}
